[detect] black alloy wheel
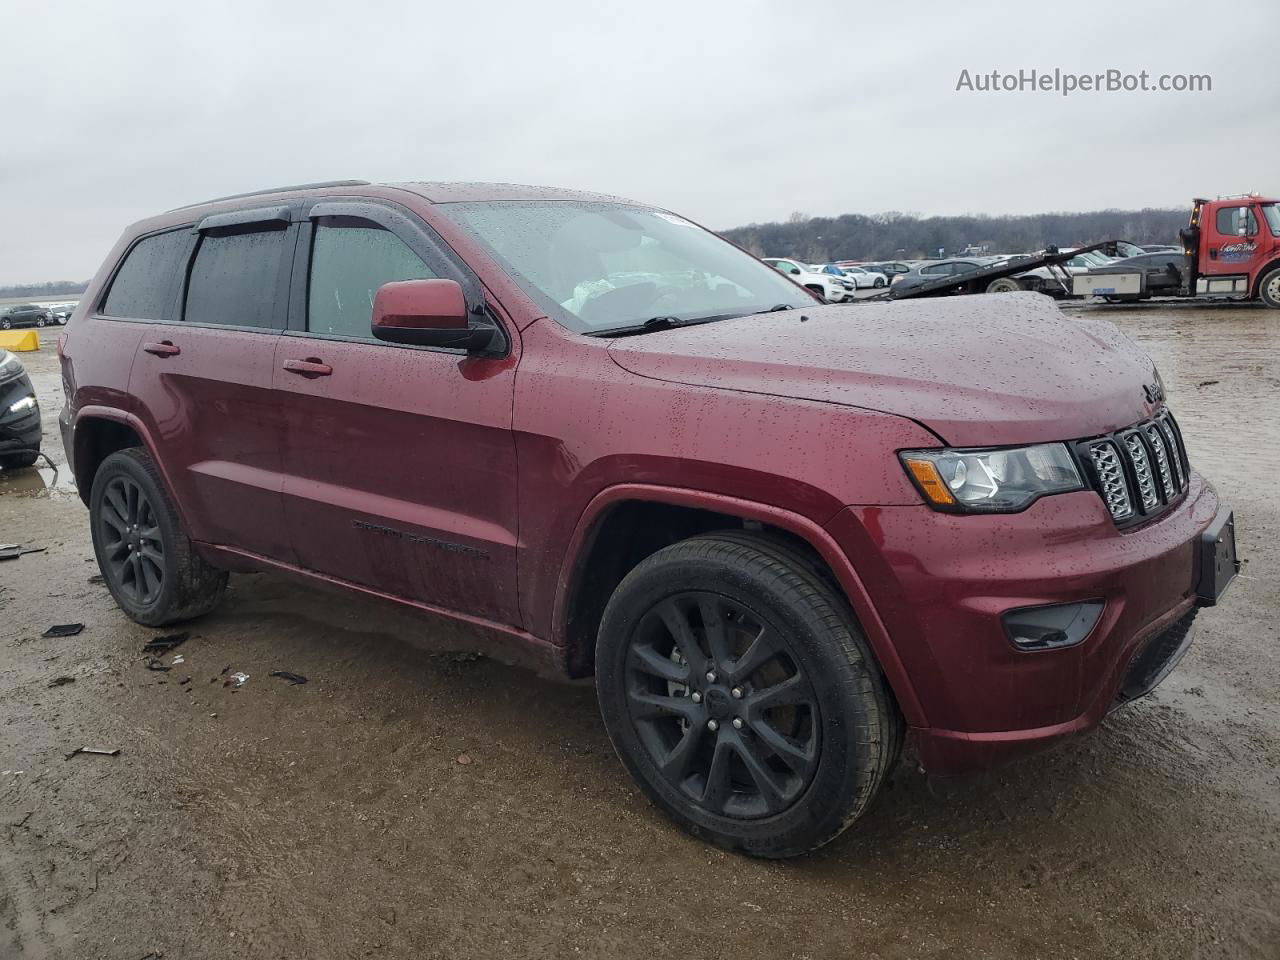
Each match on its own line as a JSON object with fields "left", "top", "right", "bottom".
{"left": 625, "top": 590, "right": 821, "bottom": 818}
{"left": 97, "top": 473, "right": 165, "bottom": 605}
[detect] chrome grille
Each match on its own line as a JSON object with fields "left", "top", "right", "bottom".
{"left": 1079, "top": 410, "right": 1190, "bottom": 527}
{"left": 1089, "top": 441, "right": 1133, "bottom": 520}
{"left": 1143, "top": 423, "right": 1176, "bottom": 500}
{"left": 1123, "top": 432, "right": 1159, "bottom": 511}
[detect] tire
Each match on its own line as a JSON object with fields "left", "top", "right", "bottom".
{"left": 35, "top": 318, "right": 46, "bottom": 328}
{"left": 89, "top": 447, "right": 227, "bottom": 626}
{"left": 0, "top": 319, "right": 10, "bottom": 330}
{"left": 985, "top": 277, "right": 1022, "bottom": 294}
{"left": 873, "top": 277, "right": 886, "bottom": 288}
{"left": 595, "top": 531, "right": 903, "bottom": 858}
{"left": 0, "top": 451, "right": 38, "bottom": 470}
{"left": 1258, "top": 266, "right": 1280, "bottom": 308}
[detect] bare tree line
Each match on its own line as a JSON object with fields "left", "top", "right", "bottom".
{"left": 722, "top": 207, "right": 1190, "bottom": 262}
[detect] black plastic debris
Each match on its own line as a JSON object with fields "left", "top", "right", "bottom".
{"left": 65, "top": 747, "right": 119, "bottom": 760}
{"left": 270, "top": 671, "right": 308, "bottom": 685}
{"left": 142, "top": 632, "right": 189, "bottom": 654}
{"left": 47, "top": 676, "right": 76, "bottom": 688}
{"left": 142, "top": 656, "right": 171, "bottom": 672}
{"left": 87, "top": 574, "right": 106, "bottom": 585}
{"left": 0, "top": 544, "right": 46, "bottom": 561}
{"left": 42, "top": 623, "right": 84, "bottom": 638}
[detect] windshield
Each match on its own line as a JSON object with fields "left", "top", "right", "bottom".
{"left": 1263, "top": 204, "right": 1280, "bottom": 237}
{"left": 434, "top": 201, "right": 814, "bottom": 333}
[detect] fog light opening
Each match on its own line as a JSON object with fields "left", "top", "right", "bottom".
{"left": 1003, "top": 600, "right": 1104, "bottom": 652}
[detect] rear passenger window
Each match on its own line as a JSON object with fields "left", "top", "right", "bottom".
{"left": 102, "top": 230, "right": 189, "bottom": 320}
{"left": 185, "top": 225, "right": 288, "bottom": 329}
{"left": 307, "top": 218, "right": 435, "bottom": 339}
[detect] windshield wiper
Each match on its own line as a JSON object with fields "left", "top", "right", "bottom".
{"left": 766, "top": 303, "right": 795, "bottom": 312}
{"left": 592, "top": 315, "right": 727, "bottom": 338}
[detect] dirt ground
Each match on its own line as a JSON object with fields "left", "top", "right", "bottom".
{"left": 1, "top": 301, "right": 1277, "bottom": 960}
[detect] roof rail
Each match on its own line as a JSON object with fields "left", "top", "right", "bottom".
{"left": 1215, "top": 192, "right": 1259, "bottom": 201}
{"left": 167, "top": 180, "right": 372, "bottom": 212}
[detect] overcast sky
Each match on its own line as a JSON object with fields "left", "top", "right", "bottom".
{"left": 3, "top": 0, "right": 1277, "bottom": 283}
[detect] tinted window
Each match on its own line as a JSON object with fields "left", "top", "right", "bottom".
{"left": 920, "top": 263, "right": 948, "bottom": 275}
{"left": 306, "top": 219, "right": 435, "bottom": 339}
{"left": 1215, "top": 206, "right": 1258, "bottom": 236}
{"left": 185, "top": 225, "right": 288, "bottom": 328}
{"left": 102, "top": 230, "right": 188, "bottom": 320}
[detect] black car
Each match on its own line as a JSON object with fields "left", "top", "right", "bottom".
{"left": 0, "top": 350, "right": 40, "bottom": 469}
{"left": 862, "top": 261, "right": 912, "bottom": 277}
{"left": 1084, "top": 252, "right": 1189, "bottom": 300}
{"left": 0, "top": 304, "right": 52, "bottom": 329}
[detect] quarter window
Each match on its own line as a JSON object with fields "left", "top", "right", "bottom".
{"left": 102, "top": 230, "right": 189, "bottom": 320}
{"left": 307, "top": 218, "right": 435, "bottom": 339}
{"left": 185, "top": 225, "right": 289, "bottom": 328}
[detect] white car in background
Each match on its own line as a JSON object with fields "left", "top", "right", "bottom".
{"left": 836, "top": 265, "right": 888, "bottom": 289}
{"left": 762, "top": 257, "right": 855, "bottom": 302}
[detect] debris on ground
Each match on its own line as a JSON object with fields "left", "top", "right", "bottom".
{"left": 178, "top": 676, "right": 192, "bottom": 686}
{"left": 42, "top": 623, "right": 84, "bottom": 638}
{"left": 270, "top": 670, "right": 308, "bottom": 685}
{"left": 1197, "top": 379, "right": 1220, "bottom": 387}
{"left": 87, "top": 573, "right": 106, "bottom": 585}
{"left": 142, "top": 632, "right": 188, "bottom": 654}
{"left": 65, "top": 746, "right": 120, "bottom": 760}
{"left": 143, "top": 656, "right": 171, "bottom": 672}
{"left": 47, "top": 676, "right": 76, "bottom": 688}
{"left": 223, "top": 672, "right": 249, "bottom": 688}
{"left": 171, "top": 654, "right": 185, "bottom": 666}
{"left": 456, "top": 754, "right": 474, "bottom": 765}
{"left": 0, "top": 544, "right": 47, "bottom": 561}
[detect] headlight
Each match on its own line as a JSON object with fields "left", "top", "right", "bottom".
{"left": 900, "top": 443, "right": 1084, "bottom": 513}
{"left": 9, "top": 395, "right": 36, "bottom": 414}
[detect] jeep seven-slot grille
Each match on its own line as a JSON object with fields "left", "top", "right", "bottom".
{"left": 1078, "top": 411, "right": 1190, "bottom": 527}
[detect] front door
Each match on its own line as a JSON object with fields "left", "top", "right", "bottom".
{"left": 273, "top": 204, "right": 520, "bottom": 625}
{"left": 1203, "top": 202, "right": 1265, "bottom": 277}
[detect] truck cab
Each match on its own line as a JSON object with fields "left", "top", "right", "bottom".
{"left": 1182, "top": 194, "right": 1280, "bottom": 304}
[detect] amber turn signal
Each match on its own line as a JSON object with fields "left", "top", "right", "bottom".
{"left": 902, "top": 457, "right": 956, "bottom": 506}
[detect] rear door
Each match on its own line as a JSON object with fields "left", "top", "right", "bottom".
{"left": 273, "top": 199, "right": 520, "bottom": 624}
{"left": 127, "top": 206, "right": 296, "bottom": 561}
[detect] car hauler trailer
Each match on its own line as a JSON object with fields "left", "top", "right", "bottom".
{"left": 876, "top": 242, "right": 1112, "bottom": 301}
{"left": 883, "top": 194, "right": 1280, "bottom": 307}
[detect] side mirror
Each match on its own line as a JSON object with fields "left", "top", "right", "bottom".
{"left": 372, "top": 279, "right": 495, "bottom": 352}
{"left": 1238, "top": 206, "right": 1251, "bottom": 236}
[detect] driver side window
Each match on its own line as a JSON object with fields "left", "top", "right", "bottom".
{"left": 308, "top": 217, "right": 435, "bottom": 339}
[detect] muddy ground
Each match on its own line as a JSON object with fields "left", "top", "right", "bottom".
{"left": 1, "top": 302, "right": 1277, "bottom": 960}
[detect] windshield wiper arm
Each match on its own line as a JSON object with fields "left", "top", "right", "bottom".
{"left": 592, "top": 315, "right": 724, "bottom": 338}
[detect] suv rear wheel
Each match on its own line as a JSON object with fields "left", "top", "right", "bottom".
{"left": 595, "top": 531, "right": 902, "bottom": 858}
{"left": 89, "top": 448, "right": 227, "bottom": 626}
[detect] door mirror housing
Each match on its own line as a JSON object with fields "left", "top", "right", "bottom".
{"left": 372, "top": 279, "right": 495, "bottom": 352}
{"left": 1238, "top": 206, "right": 1251, "bottom": 236}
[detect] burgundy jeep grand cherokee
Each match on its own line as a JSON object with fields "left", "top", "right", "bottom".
{"left": 59, "top": 180, "right": 1238, "bottom": 857}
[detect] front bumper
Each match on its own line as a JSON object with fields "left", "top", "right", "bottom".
{"left": 0, "top": 372, "right": 41, "bottom": 455}
{"left": 826, "top": 473, "right": 1229, "bottom": 774}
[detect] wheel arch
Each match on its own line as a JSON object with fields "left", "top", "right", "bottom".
{"left": 70, "top": 408, "right": 181, "bottom": 518}
{"left": 1251, "top": 258, "right": 1280, "bottom": 299}
{"left": 552, "top": 484, "right": 926, "bottom": 727}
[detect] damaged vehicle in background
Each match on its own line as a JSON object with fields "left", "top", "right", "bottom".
{"left": 0, "top": 350, "right": 40, "bottom": 470}
{"left": 761, "top": 257, "right": 855, "bottom": 301}
{"left": 57, "top": 180, "right": 1238, "bottom": 858}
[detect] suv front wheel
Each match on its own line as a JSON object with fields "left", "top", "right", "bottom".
{"left": 89, "top": 447, "right": 227, "bottom": 626}
{"left": 595, "top": 531, "right": 903, "bottom": 857}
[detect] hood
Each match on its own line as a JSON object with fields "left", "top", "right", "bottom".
{"left": 606, "top": 292, "right": 1158, "bottom": 447}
